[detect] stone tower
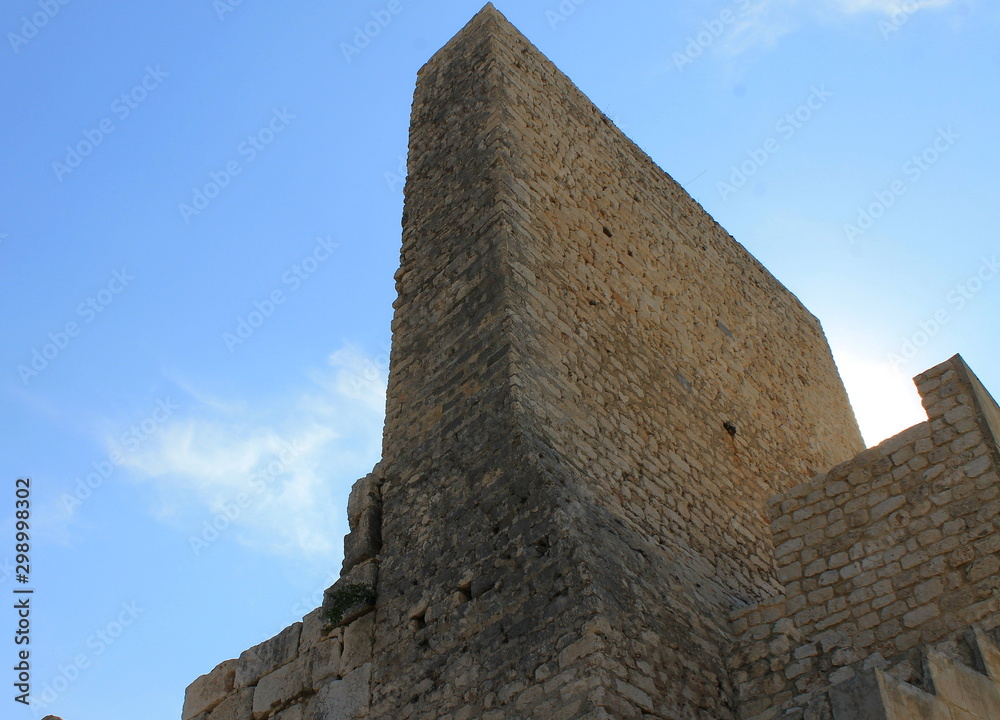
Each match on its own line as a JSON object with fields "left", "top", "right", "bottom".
{"left": 181, "top": 6, "right": 1000, "bottom": 720}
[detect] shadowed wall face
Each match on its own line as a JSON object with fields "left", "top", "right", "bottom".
{"left": 372, "top": 11, "right": 608, "bottom": 718}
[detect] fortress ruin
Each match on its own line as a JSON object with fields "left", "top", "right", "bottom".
{"left": 181, "top": 6, "right": 1000, "bottom": 719}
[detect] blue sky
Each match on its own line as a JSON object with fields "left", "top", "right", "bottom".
{"left": 1, "top": 1, "right": 997, "bottom": 718}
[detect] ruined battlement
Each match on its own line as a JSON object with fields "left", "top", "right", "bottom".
{"left": 729, "top": 355, "right": 1000, "bottom": 718}
{"left": 830, "top": 626, "right": 1000, "bottom": 720}
{"left": 181, "top": 6, "right": 998, "bottom": 720}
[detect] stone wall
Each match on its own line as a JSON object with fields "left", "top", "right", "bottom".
{"left": 729, "top": 355, "right": 1000, "bottom": 719}
{"left": 830, "top": 627, "right": 1000, "bottom": 719}
{"left": 181, "top": 5, "right": 998, "bottom": 720}
{"left": 493, "top": 19, "right": 866, "bottom": 601}
{"left": 181, "top": 612, "right": 370, "bottom": 720}
{"left": 369, "top": 6, "right": 624, "bottom": 717}
{"left": 366, "top": 4, "right": 865, "bottom": 717}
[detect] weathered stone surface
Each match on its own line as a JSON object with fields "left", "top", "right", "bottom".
{"left": 299, "top": 607, "right": 327, "bottom": 654}
{"left": 323, "top": 561, "right": 377, "bottom": 628}
{"left": 309, "top": 636, "right": 342, "bottom": 687}
{"left": 829, "top": 649, "right": 1000, "bottom": 720}
{"left": 926, "top": 648, "right": 1000, "bottom": 718}
{"left": 274, "top": 705, "right": 305, "bottom": 720}
{"left": 342, "top": 507, "right": 381, "bottom": 571}
{"left": 207, "top": 688, "right": 254, "bottom": 720}
{"left": 253, "top": 654, "right": 312, "bottom": 720}
{"left": 182, "top": 6, "right": 1000, "bottom": 720}
{"left": 830, "top": 669, "right": 906, "bottom": 719}
{"left": 310, "top": 664, "right": 371, "bottom": 720}
{"left": 235, "top": 623, "right": 301, "bottom": 689}
{"left": 347, "top": 473, "right": 380, "bottom": 530}
{"left": 183, "top": 658, "right": 237, "bottom": 720}
{"left": 730, "top": 355, "right": 1000, "bottom": 717}
{"left": 972, "top": 628, "right": 1000, "bottom": 679}
{"left": 340, "top": 614, "right": 373, "bottom": 676}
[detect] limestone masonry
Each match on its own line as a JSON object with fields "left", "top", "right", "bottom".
{"left": 182, "top": 5, "right": 1000, "bottom": 719}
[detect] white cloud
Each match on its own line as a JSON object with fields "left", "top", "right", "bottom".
{"left": 722, "top": 0, "right": 956, "bottom": 56}
{"left": 724, "top": 0, "right": 802, "bottom": 57}
{"left": 118, "top": 345, "right": 387, "bottom": 558}
{"left": 828, "top": 0, "right": 953, "bottom": 14}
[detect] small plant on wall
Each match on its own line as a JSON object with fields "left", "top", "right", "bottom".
{"left": 324, "top": 583, "right": 376, "bottom": 626}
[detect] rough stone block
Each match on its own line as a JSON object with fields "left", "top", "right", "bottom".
{"left": 347, "top": 473, "right": 380, "bottom": 529}
{"left": 183, "top": 658, "right": 237, "bottom": 720}
{"left": 926, "top": 648, "right": 1000, "bottom": 718}
{"left": 309, "top": 663, "right": 371, "bottom": 720}
{"left": 253, "top": 655, "right": 311, "bottom": 720}
{"left": 342, "top": 507, "right": 381, "bottom": 570}
{"left": 252, "top": 653, "right": 311, "bottom": 719}
{"left": 964, "top": 455, "right": 992, "bottom": 479}
{"left": 207, "top": 688, "right": 254, "bottom": 720}
{"left": 558, "top": 632, "right": 603, "bottom": 669}
{"left": 309, "top": 636, "right": 342, "bottom": 687}
{"left": 323, "top": 561, "right": 377, "bottom": 627}
{"left": 274, "top": 705, "right": 305, "bottom": 720}
{"left": 300, "top": 607, "right": 327, "bottom": 653}
{"left": 340, "top": 614, "right": 374, "bottom": 675}
{"left": 235, "top": 623, "right": 302, "bottom": 689}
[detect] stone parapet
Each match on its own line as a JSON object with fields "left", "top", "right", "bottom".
{"left": 830, "top": 627, "right": 1000, "bottom": 719}
{"left": 182, "top": 609, "right": 372, "bottom": 720}
{"left": 729, "top": 355, "right": 1000, "bottom": 719}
